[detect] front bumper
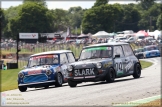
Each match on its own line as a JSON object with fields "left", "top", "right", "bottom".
{"left": 18, "top": 80, "right": 55, "bottom": 87}
{"left": 67, "top": 72, "right": 106, "bottom": 82}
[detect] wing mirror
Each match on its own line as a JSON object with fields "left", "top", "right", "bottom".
{"left": 24, "top": 66, "right": 27, "bottom": 69}
{"left": 114, "top": 54, "right": 120, "bottom": 59}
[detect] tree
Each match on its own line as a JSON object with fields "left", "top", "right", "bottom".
{"left": 156, "top": 13, "right": 162, "bottom": 30}
{"left": 0, "top": 9, "right": 7, "bottom": 37}
{"left": 93, "top": 0, "right": 109, "bottom": 7}
{"left": 82, "top": 4, "right": 122, "bottom": 34}
{"left": 135, "top": 0, "right": 156, "bottom": 10}
{"left": 115, "top": 4, "right": 141, "bottom": 32}
{"left": 23, "top": 0, "right": 47, "bottom": 7}
{"left": 10, "top": 2, "right": 54, "bottom": 39}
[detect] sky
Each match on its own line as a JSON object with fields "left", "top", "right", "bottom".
{"left": 1, "top": 0, "right": 137, "bottom": 10}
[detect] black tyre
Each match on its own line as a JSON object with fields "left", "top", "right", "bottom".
{"left": 133, "top": 63, "right": 141, "bottom": 78}
{"left": 106, "top": 67, "right": 115, "bottom": 83}
{"left": 55, "top": 73, "right": 63, "bottom": 87}
{"left": 44, "top": 85, "right": 49, "bottom": 89}
{"left": 68, "top": 80, "right": 77, "bottom": 87}
{"left": 18, "top": 86, "right": 27, "bottom": 92}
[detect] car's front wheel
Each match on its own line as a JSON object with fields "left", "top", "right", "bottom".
{"left": 68, "top": 80, "right": 77, "bottom": 87}
{"left": 106, "top": 67, "right": 115, "bottom": 83}
{"left": 133, "top": 63, "right": 141, "bottom": 78}
{"left": 18, "top": 86, "right": 27, "bottom": 92}
{"left": 55, "top": 73, "right": 63, "bottom": 87}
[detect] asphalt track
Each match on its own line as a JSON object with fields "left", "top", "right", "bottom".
{"left": 1, "top": 57, "right": 161, "bottom": 106}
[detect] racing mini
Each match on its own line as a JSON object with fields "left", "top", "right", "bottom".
{"left": 67, "top": 43, "right": 142, "bottom": 87}
{"left": 18, "top": 50, "right": 76, "bottom": 92}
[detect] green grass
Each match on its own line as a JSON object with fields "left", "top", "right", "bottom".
{"left": 0, "top": 60, "right": 153, "bottom": 92}
{"left": 140, "top": 60, "right": 153, "bottom": 69}
{"left": 1, "top": 69, "right": 22, "bottom": 92}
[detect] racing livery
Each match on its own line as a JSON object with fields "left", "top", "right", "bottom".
{"left": 18, "top": 50, "right": 76, "bottom": 92}
{"left": 142, "top": 45, "right": 160, "bottom": 58}
{"left": 67, "top": 43, "right": 141, "bottom": 87}
{"left": 134, "top": 48, "right": 144, "bottom": 59}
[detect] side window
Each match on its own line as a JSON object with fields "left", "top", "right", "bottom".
{"left": 67, "top": 53, "right": 75, "bottom": 63}
{"left": 122, "top": 45, "right": 134, "bottom": 56}
{"left": 60, "top": 53, "right": 68, "bottom": 64}
{"left": 113, "top": 46, "right": 124, "bottom": 57}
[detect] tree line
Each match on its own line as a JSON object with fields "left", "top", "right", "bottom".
{"left": 0, "top": 0, "right": 161, "bottom": 39}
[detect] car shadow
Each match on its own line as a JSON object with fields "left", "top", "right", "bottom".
{"left": 25, "top": 84, "right": 69, "bottom": 92}
{"left": 76, "top": 77, "right": 144, "bottom": 88}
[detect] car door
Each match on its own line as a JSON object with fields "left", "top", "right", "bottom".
{"left": 60, "top": 53, "right": 69, "bottom": 80}
{"left": 113, "top": 45, "right": 126, "bottom": 77}
{"left": 122, "top": 44, "right": 135, "bottom": 75}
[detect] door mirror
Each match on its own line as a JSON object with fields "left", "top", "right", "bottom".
{"left": 24, "top": 66, "right": 27, "bottom": 69}
{"left": 114, "top": 54, "right": 120, "bottom": 58}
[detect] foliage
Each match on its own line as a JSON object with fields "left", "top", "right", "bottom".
{"left": 93, "top": 0, "right": 109, "bottom": 7}
{"left": 156, "top": 13, "right": 162, "bottom": 30}
{"left": 23, "top": 0, "right": 47, "bottom": 7}
{"left": 82, "top": 4, "right": 122, "bottom": 34}
{"left": 9, "top": 2, "right": 54, "bottom": 39}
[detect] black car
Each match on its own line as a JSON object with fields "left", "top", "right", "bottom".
{"left": 134, "top": 48, "right": 144, "bottom": 59}
{"left": 67, "top": 42, "right": 142, "bottom": 87}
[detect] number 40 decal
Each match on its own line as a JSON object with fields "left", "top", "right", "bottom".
{"left": 115, "top": 62, "right": 123, "bottom": 71}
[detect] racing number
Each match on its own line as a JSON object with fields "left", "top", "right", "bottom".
{"left": 115, "top": 62, "right": 123, "bottom": 71}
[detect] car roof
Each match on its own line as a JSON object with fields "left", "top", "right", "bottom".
{"left": 83, "top": 42, "right": 129, "bottom": 48}
{"left": 31, "top": 50, "right": 72, "bottom": 57}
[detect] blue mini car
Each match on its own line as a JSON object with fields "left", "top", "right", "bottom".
{"left": 143, "top": 45, "right": 160, "bottom": 58}
{"left": 18, "top": 50, "right": 76, "bottom": 92}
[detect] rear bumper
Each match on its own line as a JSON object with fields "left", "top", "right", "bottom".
{"left": 18, "top": 80, "right": 55, "bottom": 87}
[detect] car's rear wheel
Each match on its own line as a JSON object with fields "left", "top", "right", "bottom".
{"left": 106, "top": 67, "right": 115, "bottom": 83}
{"left": 55, "top": 73, "right": 63, "bottom": 87}
{"left": 68, "top": 80, "right": 77, "bottom": 87}
{"left": 133, "top": 63, "right": 141, "bottom": 78}
{"left": 18, "top": 86, "right": 27, "bottom": 92}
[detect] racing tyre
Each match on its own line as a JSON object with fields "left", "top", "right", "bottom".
{"left": 133, "top": 63, "right": 141, "bottom": 78}
{"left": 55, "top": 73, "right": 63, "bottom": 87}
{"left": 44, "top": 85, "right": 49, "bottom": 89}
{"left": 18, "top": 86, "right": 27, "bottom": 92}
{"left": 68, "top": 80, "right": 77, "bottom": 87}
{"left": 106, "top": 67, "right": 115, "bottom": 83}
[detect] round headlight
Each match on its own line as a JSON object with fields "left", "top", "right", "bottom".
{"left": 67, "top": 65, "right": 73, "bottom": 71}
{"left": 46, "top": 69, "right": 52, "bottom": 75}
{"left": 96, "top": 62, "right": 102, "bottom": 68}
{"left": 18, "top": 73, "right": 24, "bottom": 78}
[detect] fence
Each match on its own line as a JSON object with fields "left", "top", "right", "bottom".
{"left": 1, "top": 41, "right": 159, "bottom": 69}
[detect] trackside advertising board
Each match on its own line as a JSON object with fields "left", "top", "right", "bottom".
{"left": 19, "top": 33, "right": 38, "bottom": 39}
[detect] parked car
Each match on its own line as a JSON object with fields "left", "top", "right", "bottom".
{"left": 114, "top": 37, "right": 127, "bottom": 42}
{"left": 125, "top": 37, "right": 136, "bottom": 43}
{"left": 133, "top": 48, "right": 144, "bottom": 59}
{"left": 143, "top": 45, "right": 160, "bottom": 58}
{"left": 67, "top": 42, "right": 141, "bottom": 87}
{"left": 18, "top": 50, "right": 77, "bottom": 92}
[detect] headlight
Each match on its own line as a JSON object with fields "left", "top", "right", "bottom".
{"left": 18, "top": 73, "right": 24, "bottom": 78}
{"left": 96, "top": 62, "right": 102, "bottom": 68}
{"left": 46, "top": 69, "right": 52, "bottom": 75}
{"left": 67, "top": 65, "right": 73, "bottom": 71}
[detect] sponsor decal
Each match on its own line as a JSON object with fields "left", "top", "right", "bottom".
{"left": 84, "top": 47, "right": 112, "bottom": 51}
{"left": 125, "top": 60, "right": 133, "bottom": 72}
{"left": 28, "top": 70, "right": 42, "bottom": 75}
{"left": 74, "top": 68, "right": 94, "bottom": 76}
{"left": 31, "top": 55, "right": 58, "bottom": 60}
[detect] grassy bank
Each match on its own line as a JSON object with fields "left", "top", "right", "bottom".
{"left": 0, "top": 60, "right": 153, "bottom": 92}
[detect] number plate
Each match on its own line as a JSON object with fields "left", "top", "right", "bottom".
{"left": 74, "top": 68, "right": 95, "bottom": 76}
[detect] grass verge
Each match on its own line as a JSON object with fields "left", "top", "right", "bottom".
{"left": 0, "top": 60, "right": 153, "bottom": 92}
{"left": 136, "top": 98, "right": 161, "bottom": 107}
{"left": 139, "top": 60, "right": 153, "bottom": 69}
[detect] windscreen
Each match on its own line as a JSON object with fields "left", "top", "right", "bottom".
{"left": 27, "top": 54, "right": 59, "bottom": 67}
{"left": 79, "top": 47, "right": 112, "bottom": 60}
{"left": 145, "top": 46, "right": 158, "bottom": 51}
